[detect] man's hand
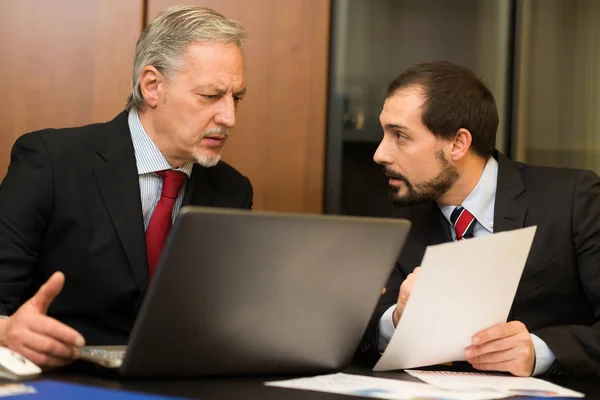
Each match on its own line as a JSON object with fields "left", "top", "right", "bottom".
{"left": 393, "top": 266, "right": 421, "bottom": 327}
{"left": 0, "top": 272, "right": 85, "bottom": 369}
{"left": 465, "top": 321, "right": 535, "bottom": 377}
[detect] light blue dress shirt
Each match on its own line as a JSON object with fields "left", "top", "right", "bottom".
{"left": 377, "top": 157, "right": 556, "bottom": 376}
{"left": 128, "top": 109, "right": 194, "bottom": 230}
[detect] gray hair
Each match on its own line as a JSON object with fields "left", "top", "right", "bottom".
{"left": 127, "top": 5, "right": 247, "bottom": 111}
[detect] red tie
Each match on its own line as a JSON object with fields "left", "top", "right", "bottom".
{"left": 450, "top": 206, "right": 476, "bottom": 240}
{"left": 146, "top": 170, "right": 187, "bottom": 279}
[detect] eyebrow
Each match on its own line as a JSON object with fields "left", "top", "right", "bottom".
{"left": 234, "top": 88, "right": 247, "bottom": 97}
{"left": 194, "top": 85, "right": 247, "bottom": 97}
{"left": 384, "top": 123, "right": 410, "bottom": 132}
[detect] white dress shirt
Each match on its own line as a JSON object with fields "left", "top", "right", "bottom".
{"left": 377, "top": 157, "right": 556, "bottom": 376}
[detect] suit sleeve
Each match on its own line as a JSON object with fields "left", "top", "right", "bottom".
{"left": 243, "top": 176, "right": 253, "bottom": 210}
{"left": 0, "top": 133, "right": 54, "bottom": 315}
{"left": 534, "top": 169, "right": 600, "bottom": 377}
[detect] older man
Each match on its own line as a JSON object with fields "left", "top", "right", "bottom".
{"left": 0, "top": 5, "right": 252, "bottom": 368}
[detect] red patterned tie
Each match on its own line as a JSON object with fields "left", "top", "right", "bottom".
{"left": 450, "top": 206, "right": 476, "bottom": 240}
{"left": 146, "top": 170, "right": 187, "bottom": 279}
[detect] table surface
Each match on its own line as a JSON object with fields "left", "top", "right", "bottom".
{"left": 28, "top": 363, "right": 599, "bottom": 399}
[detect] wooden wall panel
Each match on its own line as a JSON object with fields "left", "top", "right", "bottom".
{"left": 147, "top": 0, "right": 331, "bottom": 213}
{"left": 0, "top": 0, "right": 143, "bottom": 178}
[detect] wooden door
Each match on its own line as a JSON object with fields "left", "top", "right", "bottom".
{"left": 147, "top": 0, "right": 331, "bottom": 213}
{"left": 0, "top": 0, "right": 143, "bottom": 177}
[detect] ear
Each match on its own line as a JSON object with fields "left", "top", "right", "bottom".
{"left": 449, "top": 128, "right": 472, "bottom": 162}
{"left": 139, "top": 66, "right": 165, "bottom": 109}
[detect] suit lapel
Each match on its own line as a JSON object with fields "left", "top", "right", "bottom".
{"left": 494, "top": 191, "right": 528, "bottom": 233}
{"left": 182, "top": 164, "right": 214, "bottom": 207}
{"left": 493, "top": 152, "right": 528, "bottom": 320}
{"left": 92, "top": 112, "right": 149, "bottom": 293}
{"left": 493, "top": 152, "right": 528, "bottom": 233}
{"left": 396, "top": 202, "right": 452, "bottom": 272}
{"left": 426, "top": 202, "right": 453, "bottom": 245}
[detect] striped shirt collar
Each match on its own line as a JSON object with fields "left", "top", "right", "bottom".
{"left": 127, "top": 109, "right": 194, "bottom": 178}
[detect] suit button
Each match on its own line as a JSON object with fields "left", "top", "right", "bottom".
{"left": 133, "top": 297, "right": 142, "bottom": 307}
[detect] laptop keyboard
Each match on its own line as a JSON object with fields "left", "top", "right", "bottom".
{"left": 78, "top": 347, "right": 126, "bottom": 368}
{"left": 80, "top": 348, "right": 126, "bottom": 360}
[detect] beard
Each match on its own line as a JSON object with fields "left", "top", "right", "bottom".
{"left": 193, "top": 152, "right": 221, "bottom": 168}
{"left": 386, "top": 150, "right": 459, "bottom": 206}
{"left": 193, "top": 128, "right": 230, "bottom": 168}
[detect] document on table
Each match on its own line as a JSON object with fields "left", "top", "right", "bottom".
{"left": 374, "top": 226, "right": 537, "bottom": 372}
{"left": 0, "top": 383, "right": 36, "bottom": 397}
{"left": 265, "top": 373, "right": 508, "bottom": 400}
{"left": 406, "top": 370, "right": 584, "bottom": 398}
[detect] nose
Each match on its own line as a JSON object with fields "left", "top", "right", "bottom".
{"left": 213, "top": 96, "right": 237, "bottom": 128}
{"left": 373, "top": 138, "right": 393, "bottom": 165}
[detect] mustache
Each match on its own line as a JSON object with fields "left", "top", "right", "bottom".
{"left": 383, "top": 166, "right": 408, "bottom": 182}
{"left": 200, "top": 128, "right": 230, "bottom": 140}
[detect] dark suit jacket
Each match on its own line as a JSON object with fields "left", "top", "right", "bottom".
{"left": 0, "top": 111, "right": 253, "bottom": 345}
{"left": 359, "top": 151, "right": 600, "bottom": 377}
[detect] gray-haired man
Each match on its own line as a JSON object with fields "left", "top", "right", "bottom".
{"left": 0, "top": 6, "right": 253, "bottom": 369}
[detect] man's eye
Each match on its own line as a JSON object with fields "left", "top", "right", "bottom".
{"left": 233, "top": 96, "right": 243, "bottom": 104}
{"left": 201, "top": 94, "right": 218, "bottom": 100}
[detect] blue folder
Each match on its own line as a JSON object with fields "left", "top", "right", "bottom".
{"left": 12, "top": 380, "right": 190, "bottom": 399}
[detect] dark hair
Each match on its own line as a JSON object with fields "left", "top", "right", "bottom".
{"left": 387, "top": 61, "right": 498, "bottom": 158}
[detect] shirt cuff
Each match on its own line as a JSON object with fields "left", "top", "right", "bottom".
{"left": 377, "top": 305, "right": 397, "bottom": 352}
{"left": 530, "top": 334, "right": 556, "bottom": 376}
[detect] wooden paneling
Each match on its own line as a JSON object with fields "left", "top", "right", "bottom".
{"left": 0, "top": 0, "right": 143, "bottom": 178}
{"left": 148, "top": 0, "right": 330, "bottom": 213}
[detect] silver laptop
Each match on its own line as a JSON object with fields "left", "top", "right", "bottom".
{"left": 79, "top": 207, "right": 411, "bottom": 378}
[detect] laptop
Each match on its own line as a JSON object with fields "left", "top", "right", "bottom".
{"left": 78, "top": 207, "right": 411, "bottom": 378}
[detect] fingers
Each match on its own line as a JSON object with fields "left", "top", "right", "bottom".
{"left": 20, "top": 329, "right": 79, "bottom": 360}
{"left": 471, "top": 344, "right": 533, "bottom": 366}
{"left": 28, "top": 315, "right": 85, "bottom": 347}
{"left": 465, "top": 335, "right": 514, "bottom": 359}
{"left": 394, "top": 267, "right": 422, "bottom": 326}
{"left": 466, "top": 321, "right": 534, "bottom": 377}
{"left": 400, "top": 279, "right": 415, "bottom": 298}
{"left": 5, "top": 316, "right": 82, "bottom": 369}
{"left": 472, "top": 321, "right": 525, "bottom": 345}
{"left": 467, "top": 321, "right": 531, "bottom": 362}
{"left": 398, "top": 268, "right": 420, "bottom": 304}
{"left": 467, "top": 348, "right": 515, "bottom": 365}
{"left": 472, "top": 359, "right": 533, "bottom": 377}
{"left": 407, "top": 266, "right": 421, "bottom": 282}
{"left": 29, "top": 272, "right": 65, "bottom": 314}
{"left": 471, "top": 360, "right": 525, "bottom": 375}
{"left": 17, "top": 345, "right": 74, "bottom": 370}
{"left": 2, "top": 273, "right": 84, "bottom": 370}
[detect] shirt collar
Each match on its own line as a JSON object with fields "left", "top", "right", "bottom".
{"left": 438, "top": 156, "right": 498, "bottom": 233}
{"left": 127, "top": 109, "right": 193, "bottom": 178}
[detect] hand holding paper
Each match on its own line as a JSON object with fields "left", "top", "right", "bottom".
{"left": 374, "top": 226, "right": 537, "bottom": 372}
{"left": 466, "top": 320, "right": 535, "bottom": 376}
{"left": 393, "top": 266, "right": 421, "bottom": 326}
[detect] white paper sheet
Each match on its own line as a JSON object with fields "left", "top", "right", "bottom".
{"left": 406, "top": 370, "right": 584, "bottom": 398}
{"left": 0, "top": 383, "right": 36, "bottom": 397}
{"left": 374, "top": 226, "right": 537, "bottom": 371}
{"left": 265, "top": 373, "right": 507, "bottom": 400}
